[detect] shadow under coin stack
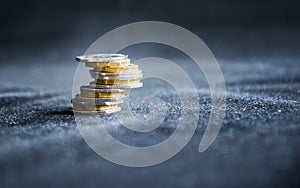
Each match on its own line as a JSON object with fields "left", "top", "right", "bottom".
{"left": 72, "top": 54, "right": 143, "bottom": 114}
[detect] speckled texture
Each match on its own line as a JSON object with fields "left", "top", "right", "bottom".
{"left": 0, "top": 57, "right": 300, "bottom": 188}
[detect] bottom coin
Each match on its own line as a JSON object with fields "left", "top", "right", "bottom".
{"left": 69, "top": 107, "right": 121, "bottom": 114}
{"left": 72, "top": 94, "right": 124, "bottom": 105}
{"left": 72, "top": 99, "right": 119, "bottom": 111}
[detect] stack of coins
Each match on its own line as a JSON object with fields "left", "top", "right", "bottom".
{"left": 72, "top": 54, "right": 143, "bottom": 114}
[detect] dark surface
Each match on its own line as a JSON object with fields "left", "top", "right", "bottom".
{"left": 1, "top": 55, "right": 300, "bottom": 187}
{"left": 1, "top": 0, "right": 300, "bottom": 187}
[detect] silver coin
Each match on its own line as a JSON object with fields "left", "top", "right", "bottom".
{"left": 72, "top": 95, "right": 124, "bottom": 105}
{"left": 72, "top": 99, "right": 121, "bottom": 112}
{"left": 70, "top": 107, "right": 121, "bottom": 114}
{"left": 80, "top": 85, "right": 126, "bottom": 93}
{"left": 76, "top": 54, "right": 128, "bottom": 63}
{"left": 89, "top": 81, "right": 143, "bottom": 89}
{"left": 90, "top": 73, "right": 143, "bottom": 80}
{"left": 74, "top": 94, "right": 125, "bottom": 102}
{"left": 89, "top": 69, "right": 142, "bottom": 76}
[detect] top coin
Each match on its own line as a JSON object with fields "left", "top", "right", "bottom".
{"left": 75, "top": 54, "right": 128, "bottom": 63}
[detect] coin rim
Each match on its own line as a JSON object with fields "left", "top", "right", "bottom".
{"left": 76, "top": 54, "right": 128, "bottom": 63}
{"left": 89, "top": 81, "right": 143, "bottom": 89}
{"left": 80, "top": 85, "right": 126, "bottom": 93}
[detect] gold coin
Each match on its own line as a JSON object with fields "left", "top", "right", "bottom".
{"left": 95, "top": 79, "right": 140, "bottom": 86}
{"left": 90, "top": 69, "right": 142, "bottom": 77}
{"left": 81, "top": 91, "right": 126, "bottom": 98}
{"left": 72, "top": 101, "right": 118, "bottom": 111}
{"left": 85, "top": 58, "right": 130, "bottom": 68}
{"left": 71, "top": 107, "right": 121, "bottom": 114}
{"left": 72, "top": 95, "right": 123, "bottom": 105}
{"left": 93, "top": 64, "right": 139, "bottom": 73}
{"left": 80, "top": 86, "right": 126, "bottom": 98}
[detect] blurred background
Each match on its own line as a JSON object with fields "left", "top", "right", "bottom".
{"left": 1, "top": 0, "right": 299, "bottom": 89}
{"left": 0, "top": 0, "right": 299, "bottom": 187}
{"left": 1, "top": 0, "right": 299, "bottom": 62}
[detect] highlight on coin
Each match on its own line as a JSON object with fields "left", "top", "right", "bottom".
{"left": 71, "top": 53, "right": 143, "bottom": 114}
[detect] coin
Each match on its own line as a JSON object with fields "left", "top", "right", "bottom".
{"left": 89, "top": 81, "right": 143, "bottom": 89}
{"left": 85, "top": 60, "right": 130, "bottom": 68}
{"left": 76, "top": 54, "right": 130, "bottom": 67}
{"left": 72, "top": 94, "right": 124, "bottom": 105}
{"left": 89, "top": 69, "right": 142, "bottom": 76}
{"left": 72, "top": 100, "right": 120, "bottom": 112}
{"left": 93, "top": 64, "right": 139, "bottom": 73}
{"left": 73, "top": 103, "right": 118, "bottom": 111}
{"left": 72, "top": 53, "right": 143, "bottom": 113}
{"left": 71, "top": 107, "right": 121, "bottom": 114}
{"left": 80, "top": 85, "right": 126, "bottom": 98}
{"left": 95, "top": 79, "right": 140, "bottom": 86}
{"left": 76, "top": 54, "right": 128, "bottom": 63}
{"left": 90, "top": 72, "right": 143, "bottom": 80}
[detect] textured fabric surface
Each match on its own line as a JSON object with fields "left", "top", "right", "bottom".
{"left": 1, "top": 55, "right": 299, "bottom": 187}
